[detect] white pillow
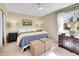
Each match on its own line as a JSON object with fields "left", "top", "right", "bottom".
{"left": 18, "top": 27, "right": 37, "bottom": 33}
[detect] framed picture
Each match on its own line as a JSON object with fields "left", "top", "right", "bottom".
{"left": 23, "top": 19, "right": 32, "bottom": 26}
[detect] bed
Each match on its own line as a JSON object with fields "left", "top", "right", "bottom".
{"left": 17, "top": 27, "right": 48, "bottom": 52}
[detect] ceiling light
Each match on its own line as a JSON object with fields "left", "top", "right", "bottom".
{"left": 38, "top": 7, "right": 43, "bottom": 10}
{"left": 37, "top": 3, "right": 43, "bottom": 10}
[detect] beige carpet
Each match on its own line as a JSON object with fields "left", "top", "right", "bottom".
{"left": 1, "top": 41, "right": 78, "bottom": 56}
{"left": 2, "top": 42, "right": 32, "bottom": 56}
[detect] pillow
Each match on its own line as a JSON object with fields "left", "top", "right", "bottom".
{"left": 18, "top": 27, "right": 37, "bottom": 33}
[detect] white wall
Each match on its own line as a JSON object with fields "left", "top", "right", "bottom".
{"left": 0, "top": 11, "right": 2, "bottom": 47}
{"left": 6, "top": 12, "right": 41, "bottom": 35}
{"left": 41, "top": 13, "right": 58, "bottom": 42}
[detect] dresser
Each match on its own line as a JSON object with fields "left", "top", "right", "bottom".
{"left": 59, "top": 33, "right": 79, "bottom": 55}
{"left": 7, "top": 32, "right": 17, "bottom": 43}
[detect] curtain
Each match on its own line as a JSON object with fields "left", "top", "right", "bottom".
{"left": 57, "top": 12, "right": 64, "bottom": 35}
{"left": 0, "top": 11, "right": 3, "bottom": 47}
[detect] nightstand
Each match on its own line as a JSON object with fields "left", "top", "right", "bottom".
{"left": 7, "top": 32, "right": 17, "bottom": 43}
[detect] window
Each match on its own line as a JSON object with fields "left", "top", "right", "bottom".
{"left": 57, "top": 9, "right": 79, "bottom": 37}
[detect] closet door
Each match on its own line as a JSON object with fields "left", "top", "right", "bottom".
{"left": 0, "top": 11, "right": 2, "bottom": 48}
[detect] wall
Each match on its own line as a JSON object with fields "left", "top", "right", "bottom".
{"left": 41, "top": 13, "right": 58, "bottom": 42}
{"left": 6, "top": 12, "right": 41, "bottom": 34}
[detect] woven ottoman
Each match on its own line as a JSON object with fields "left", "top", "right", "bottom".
{"left": 30, "top": 40, "right": 44, "bottom": 56}
{"left": 40, "top": 38, "right": 52, "bottom": 51}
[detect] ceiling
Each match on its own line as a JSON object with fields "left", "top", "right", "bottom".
{"left": 4, "top": 3, "right": 74, "bottom": 17}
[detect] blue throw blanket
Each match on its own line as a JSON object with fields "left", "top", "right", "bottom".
{"left": 19, "top": 33, "right": 48, "bottom": 49}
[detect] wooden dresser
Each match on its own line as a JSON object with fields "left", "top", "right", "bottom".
{"left": 59, "top": 33, "right": 79, "bottom": 54}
